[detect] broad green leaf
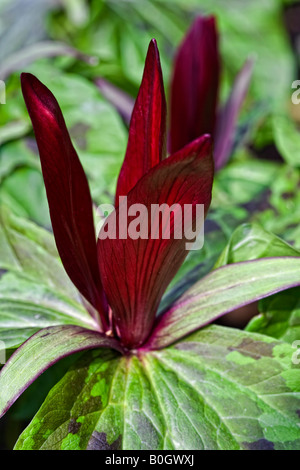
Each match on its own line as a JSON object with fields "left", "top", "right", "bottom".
{"left": 14, "top": 326, "right": 300, "bottom": 450}
{"left": 215, "top": 223, "right": 300, "bottom": 268}
{"left": 0, "top": 272, "right": 97, "bottom": 350}
{"left": 272, "top": 114, "right": 300, "bottom": 167}
{"left": 147, "top": 257, "right": 300, "bottom": 350}
{"left": 0, "top": 325, "right": 123, "bottom": 419}
{"left": 246, "top": 287, "right": 300, "bottom": 344}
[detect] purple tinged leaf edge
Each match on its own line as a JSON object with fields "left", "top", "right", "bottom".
{"left": 144, "top": 256, "right": 300, "bottom": 350}
{"left": 0, "top": 325, "right": 124, "bottom": 419}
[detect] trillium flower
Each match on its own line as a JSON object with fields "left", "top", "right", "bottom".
{"left": 1, "top": 41, "right": 300, "bottom": 444}
{"left": 21, "top": 39, "right": 214, "bottom": 351}
{"left": 97, "top": 15, "right": 254, "bottom": 170}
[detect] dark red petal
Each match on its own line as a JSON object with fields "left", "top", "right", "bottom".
{"left": 170, "top": 16, "right": 220, "bottom": 154}
{"left": 98, "top": 135, "right": 214, "bottom": 349}
{"left": 115, "top": 39, "right": 167, "bottom": 202}
{"left": 214, "top": 58, "right": 254, "bottom": 170}
{"left": 21, "top": 73, "right": 108, "bottom": 329}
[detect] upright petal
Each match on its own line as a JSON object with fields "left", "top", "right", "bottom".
{"left": 21, "top": 73, "right": 108, "bottom": 329}
{"left": 98, "top": 135, "right": 214, "bottom": 349}
{"left": 214, "top": 58, "right": 254, "bottom": 170}
{"left": 115, "top": 39, "right": 167, "bottom": 202}
{"left": 170, "top": 16, "right": 220, "bottom": 154}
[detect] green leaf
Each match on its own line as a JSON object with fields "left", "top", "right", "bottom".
{"left": 0, "top": 208, "right": 77, "bottom": 297}
{"left": 0, "top": 325, "right": 123, "bottom": 419}
{"left": 272, "top": 114, "right": 300, "bottom": 167}
{"left": 246, "top": 287, "right": 300, "bottom": 344}
{"left": 0, "top": 166, "right": 50, "bottom": 227}
{"left": 147, "top": 257, "right": 300, "bottom": 350}
{"left": 0, "top": 272, "right": 97, "bottom": 350}
{"left": 0, "top": 209, "right": 97, "bottom": 349}
{"left": 214, "top": 224, "right": 300, "bottom": 341}
{"left": 0, "top": 140, "right": 50, "bottom": 226}
{"left": 215, "top": 223, "right": 300, "bottom": 268}
{"left": 14, "top": 326, "right": 300, "bottom": 450}
{"left": 212, "top": 158, "right": 279, "bottom": 207}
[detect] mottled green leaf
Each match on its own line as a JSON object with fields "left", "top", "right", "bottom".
{"left": 14, "top": 326, "right": 300, "bottom": 450}
{"left": 0, "top": 325, "right": 123, "bottom": 419}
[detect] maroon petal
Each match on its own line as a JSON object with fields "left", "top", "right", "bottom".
{"left": 21, "top": 73, "right": 108, "bottom": 329}
{"left": 214, "top": 58, "right": 254, "bottom": 170}
{"left": 170, "top": 16, "right": 220, "bottom": 154}
{"left": 115, "top": 39, "right": 167, "bottom": 202}
{"left": 98, "top": 135, "right": 214, "bottom": 349}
